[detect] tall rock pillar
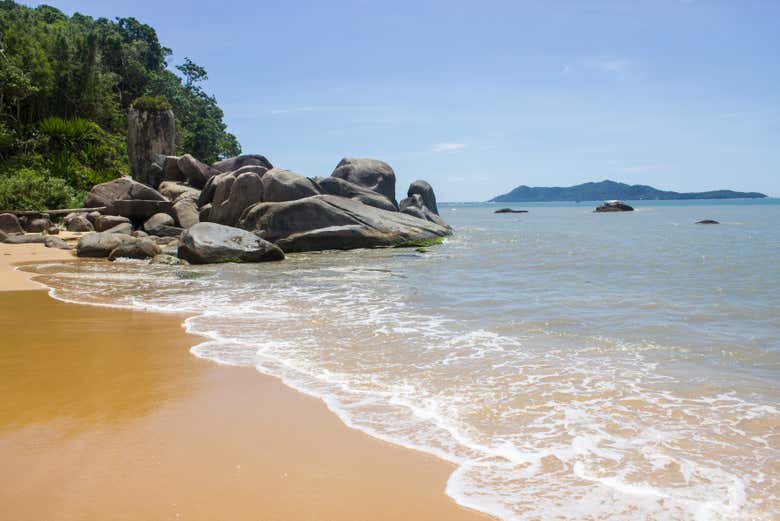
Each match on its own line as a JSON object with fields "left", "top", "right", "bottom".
{"left": 127, "top": 105, "right": 175, "bottom": 188}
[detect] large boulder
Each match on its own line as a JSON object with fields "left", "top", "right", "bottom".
{"left": 126, "top": 107, "right": 175, "bottom": 187}
{"left": 198, "top": 171, "right": 231, "bottom": 207}
{"left": 85, "top": 177, "right": 167, "bottom": 213}
{"left": 143, "top": 213, "right": 175, "bottom": 232}
{"left": 159, "top": 155, "right": 186, "bottom": 183}
{"left": 63, "top": 213, "right": 94, "bottom": 232}
{"left": 108, "top": 239, "right": 161, "bottom": 261}
{"left": 331, "top": 157, "right": 397, "bottom": 207}
{"left": 212, "top": 154, "right": 273, "bottom": 173}
{"left": 239, "top": 195, "right": 450, "bottom": 253}
{"left": 76, "top": 232, "right": 137, "bottom": 258}
{"left": 261, "top": 168, "right": 321, "bottom": 203}
{"left": 112, "top": 199, "right": 174, "bottom": 222}
{"left": 0, "top": 213, "right": 23, "bottom": 235}
{"left": 178, "top": 222, "right": 284, "bottom": 264}
{"left": 103, "top": 222, "right": 134, "bottom": 235}
{"left": 407, "top": 180, "right": 438, "bottom": 215}
{"left": 399, "top": 194, "right": 449, "bottom": 228}
{"left": 95, "top": 215, "right": 131, "bottom": 232}
{"left": 208, "top": 172, "right": 264, "bottom": 226}
{"left": 173, "top": 194, "right": 200, "bottom": 229}
{"left": 314, "top": 176, "right": 398, "bottom": 212}
{"left": 177, "top": 154, "right": 218, "bottom": 189}
{"left": 595, "top": 200, "right": 634, "bottom": 212}
{"left": 158, "top": 181, "right": 200, "bottom": 201}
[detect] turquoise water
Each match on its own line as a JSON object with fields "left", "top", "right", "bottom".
{"left": 28, "top": 199, "right": 780, "bottom": 520}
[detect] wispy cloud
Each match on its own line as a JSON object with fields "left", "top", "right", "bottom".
{"left": 431, "top": 143, "right": 467, "bottom": 153}
{"left": 269, "top": 106, "right": 321, "bottom": 115}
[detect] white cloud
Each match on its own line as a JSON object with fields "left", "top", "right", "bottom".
{"left": 431, "top": 143, "right": 467, "bottom": 153}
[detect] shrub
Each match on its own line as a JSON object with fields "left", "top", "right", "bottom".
{"left": 0, "top": 169, "right": 84, "bottom": 211}
{"left": 131, "top": 95, "right": 173, "bottom": 112}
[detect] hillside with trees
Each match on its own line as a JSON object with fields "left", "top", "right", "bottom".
{"left": 0, "top": 1, "right": 240, "bottom": 209}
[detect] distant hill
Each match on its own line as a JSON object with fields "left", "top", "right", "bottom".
{"left": 490, "top": 180, "right": 767, "bottom": 202}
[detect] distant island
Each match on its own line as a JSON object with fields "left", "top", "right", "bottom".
{"left": 490, "top": 180, "right": 767, "bottom": 202}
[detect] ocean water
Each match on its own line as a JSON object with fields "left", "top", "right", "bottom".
{"left": 25, "top": 199, "right": 780, "bottom": 520}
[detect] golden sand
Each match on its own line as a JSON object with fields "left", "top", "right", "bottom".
{"left": 0, "top": 241, "right": 490, "bottom": 521}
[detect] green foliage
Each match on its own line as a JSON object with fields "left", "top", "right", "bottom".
{"left": 131, "top": 95, "right": 172, "bottom": 112}
{"left": 0, "top": 168, "right": 83, "bottom": 210}
{"left": 0, "top": 0, "right": 241, "bottom": 202}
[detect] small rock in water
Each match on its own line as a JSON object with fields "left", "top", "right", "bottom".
{"left": 695, "top": 219, "right": 719, "bottom": 224}
{"left": 494, "top": 208, "right": 528, "bottom": 214}
{"left": 595, "top": 200, "right": 634, "bottom": 212}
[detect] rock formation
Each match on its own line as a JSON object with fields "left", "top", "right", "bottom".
{"left": 126, "top": 107, "right": 175, "bottom": 187}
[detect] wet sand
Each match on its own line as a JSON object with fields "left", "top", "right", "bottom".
{"left": 0, "top": 243, "right": 489, "bottom": 520}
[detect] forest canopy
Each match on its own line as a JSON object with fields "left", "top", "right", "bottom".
{"left": 0, "top": 1, "right": 240, "bottom": 209}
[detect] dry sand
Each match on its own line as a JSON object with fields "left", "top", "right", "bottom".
{"left": 0, "top": 241, "right": 490, "bottom": 521}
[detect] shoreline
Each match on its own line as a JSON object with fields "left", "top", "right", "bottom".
{"left": 0, "top": 241, "right": 492, "bottom": 520}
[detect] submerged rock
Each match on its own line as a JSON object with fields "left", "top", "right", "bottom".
{"left": 178, "top": 222, "right": 285, "bottom": 264}
{"left": 695, "top": 219, "right": 719, "bottom": 224}
{"left": 150, "top": 253, "right": 189, "bottom": 265}
{"left": 595, "top": 200, "right": 634, "bottom": 212}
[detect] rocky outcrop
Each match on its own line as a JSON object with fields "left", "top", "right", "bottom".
{"left": 0, "top": 213, "right": 24, "bottom": 235}
{"left": 178, "top": 222, "right": 285, "bottom": 264}
{"left": 331, "top": 157, "right": 397, "bottom": 207}
{"left": 239, "top": 195, "right": 450, "bottom": 253}
{"left": 127, "top": 107, "right": 175, "bottom": 187}
{"left": 178, "top": 154, "right": 218, "bottom": 189}
{"left": 208, "top": 172, "right": 264, "bottom": 226}
{"left": 261, "top": 169, "right": 321, "bottom": 203}
{"left": 595, "top": 200, "right": 634, "bottom": 212}
{"left": 212, "top": 154, "right": 273, "bottom": 173}
{"left": 407, "top": 180, "right": 438, "bottom": 215}
{"left": 314, "top": 176, "right": 397, "bottom": 212}
{"left": 85, "top": 177, "right": 167, "bottom": 213}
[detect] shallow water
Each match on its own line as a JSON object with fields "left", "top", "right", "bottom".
{"left": 26, "top": 199, "right": 780, "bottom": 520}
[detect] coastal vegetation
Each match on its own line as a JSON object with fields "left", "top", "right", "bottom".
{"left": 0, "top": 1, "right": 239, "bottom": 210}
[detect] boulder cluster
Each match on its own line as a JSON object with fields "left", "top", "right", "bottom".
{"left": 68, "top": 153, "right": 450, "bottom": 263}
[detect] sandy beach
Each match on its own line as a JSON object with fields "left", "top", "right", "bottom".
{"left": 0, "top": 241, "right": 489, "bottom": 521}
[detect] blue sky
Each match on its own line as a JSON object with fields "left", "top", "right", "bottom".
{"left": 23, "top": 0, "right": 780, "bottom": 200}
